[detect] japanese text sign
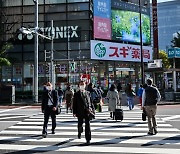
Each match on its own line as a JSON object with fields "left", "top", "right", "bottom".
{"left": 91, "top": 40, "right": 153, "bottom": 62}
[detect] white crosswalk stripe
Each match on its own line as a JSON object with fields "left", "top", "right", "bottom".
{"left": 0, "top": 106, "right": 180, "bottom": 153}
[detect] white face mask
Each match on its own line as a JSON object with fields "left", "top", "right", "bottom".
{"left": 79, "top": 85, "right": 85, "bottom": 91}
{"left": 46, "top": 86, "right": 52, "bottom": 91}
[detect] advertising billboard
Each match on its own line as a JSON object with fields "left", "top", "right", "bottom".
{"left": 111, "top": 10, "right": 150, "bottom": 44}
{"left": 93, "top": 0, "right": 151, "bottom": 45}
{"left": 91, "top": 40, "right": 153, "bottom": 62}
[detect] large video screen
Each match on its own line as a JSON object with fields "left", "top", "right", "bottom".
{"left": 111, "top": 10, "right": 150, "bottom": 44}
{"left": 93, "top": 0, "right": 151, "bottom": 45}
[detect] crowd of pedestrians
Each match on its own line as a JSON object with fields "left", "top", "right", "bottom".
{"left": 41, "top": 79, "right": 161, "bottom": 145}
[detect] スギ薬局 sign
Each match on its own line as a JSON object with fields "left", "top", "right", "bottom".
{"left": 91, "top": 40, "right": 153, "bottom": 62}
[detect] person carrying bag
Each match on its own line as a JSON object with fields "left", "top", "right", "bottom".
{"left": 73, "top": 81, "right": 95, "bottom": 145}
{"left": 41, "top": 82, "right": 58, "bottom": 138}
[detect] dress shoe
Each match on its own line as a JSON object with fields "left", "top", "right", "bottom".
{"left": 78, "top": 132, "right": 81, "bottom": 139}
{"left": 86, "top": 140, "right": 90, "bottom": 145}
{"left": 147, "top": 132, "right": 154, "bottom": 135}
{"left": 42, "top": 133, "right": 47, "bottom": 138}
{"left": 154, "top": 129, "right": 158, "bottom": 134}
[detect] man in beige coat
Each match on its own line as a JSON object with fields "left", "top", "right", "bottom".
{"left": 142, "top": 79, "right": 161, "bottom": 135}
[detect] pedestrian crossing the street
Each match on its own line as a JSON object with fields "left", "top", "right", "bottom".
{"left": 0, "top": 106, "right": 180, "bottom": 153}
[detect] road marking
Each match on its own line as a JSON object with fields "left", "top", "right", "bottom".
{"left": 9, "top": 125, "right": 179, "bottom": 132}
{"left": 16, "top": 121, "right": 172, "bottom": 127}
{"left": 0, "top": 130, "right": 179, "bottom": 138}
{"left": 0, "top": 106, "right": 31, "bottom": 113}
{"left": 0, "top": 115, "right": 29, "bottom": 120}
{"left": 162, "top": 115, "right": 180, "bottom": 121}
{"left": 0, "top": 136, "right": 179, "bottom": 145}
{"left": 0, "top": 144, "right": 180, "bottom": 153}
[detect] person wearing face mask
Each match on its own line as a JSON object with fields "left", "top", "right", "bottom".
{"left": 73, "top": 81, "right": 95, "bottom": 145}
{"left": 64, "top": 85, "right": 74, "bottom": 113}
{"left": 41, "top": 82, "right": 58, "bottom": 138}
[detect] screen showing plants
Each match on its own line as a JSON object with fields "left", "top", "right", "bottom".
{"left": 93, "top": 0, "right": 151, "bottom": 45}
{"left": 111, "top": 9, "right": 151, "bottom": 44}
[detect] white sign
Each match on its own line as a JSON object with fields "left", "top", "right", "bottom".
{"left": 91, "top": 40, "right": 153, "bottom": 62}
{"left": 148, "top": 59, "right": 162, "bottom": 68}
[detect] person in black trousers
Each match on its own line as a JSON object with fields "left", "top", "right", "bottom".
{"left": 73, "top": 81, "right": 95, "bottom": 145}
{"left": 41, "top": 82, "right": 58, "bottom": 138}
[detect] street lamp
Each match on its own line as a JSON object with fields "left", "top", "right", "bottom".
{"left": 20, "top": 0, "right": 53, "bottom": 103}
{"left": 34, "top": 0, "right": 39, "bottom": 103}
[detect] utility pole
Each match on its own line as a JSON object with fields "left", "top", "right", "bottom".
{"left": 50, "top": 20, "right": 55, "bottom": 88}
{"left": 139, "top": 0, "right": 144, "bottom": 85}
{"left": 33, "top": 0, "right": 39, "bottom": 103}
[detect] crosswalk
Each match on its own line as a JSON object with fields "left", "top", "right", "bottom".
{"left": 0, "top": 106, "right": 180, "bottom": 153}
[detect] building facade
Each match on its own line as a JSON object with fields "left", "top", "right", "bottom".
{"left": 158, "top": 0, "right": 180, "bottom": 51}
{"left": 0, "top": 0, "right": 151, "bottom": 93}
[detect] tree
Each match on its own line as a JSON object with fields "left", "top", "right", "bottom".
{"left": 159, "top": 50, "right": 171, "bottom": 69}
{"left": 0, "top": 6, "right": 18, "bottom": 67}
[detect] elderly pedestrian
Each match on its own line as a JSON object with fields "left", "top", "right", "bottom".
{"left": 142, "top": 79, "right": 161, "bottom": 135}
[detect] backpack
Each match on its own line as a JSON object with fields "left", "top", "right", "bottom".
{"left": 90, "top": 89, "right": 101, "bottom": 104}
{"left": 58, "top": 89, "right": 63, "bottom": 97}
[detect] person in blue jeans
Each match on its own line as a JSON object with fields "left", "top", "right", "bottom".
{"left": 125, "top": 83, "right": 136, "bottom": 110}
{"left": 58, "top": 87, "right": 64, "bottom": 107}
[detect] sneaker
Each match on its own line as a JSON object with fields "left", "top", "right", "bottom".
{"left": 52, "top": 130, "right": 55, "bottom": 134}
{"left": 147, "top": 132, "right": 154, "bottom": 135}
{"left": 78, "top": 132, "right": 81, "bottom": 139}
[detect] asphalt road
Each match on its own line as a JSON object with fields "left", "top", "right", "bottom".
{"left": 0, "top": 104, "right": 179, "bottom": 154}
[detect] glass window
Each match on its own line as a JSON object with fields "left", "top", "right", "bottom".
{"left": 54, "top": 51, "right": 68, "bottom": 60}
{"left": 23, "top": 6, "right": 35, "bottom": 14}
{"left": 4, "top": 7, "right": 21, "bottom": 15}
{"left": 68, "top": 11, "right": 89, "bottom": 20}
{"left": 3, "top": 0, "right": 21, "bottom": 6}
{"left": 23, "top": 52, "right": 34, "bottom": 61}
{"left": 45, "top": 0, "right": 66, "bottom": 4}
{"left": 45, "top": 13, "right": 66, "bottom": 21}
{"left": 67, "top": 0, "right": 89, "bottom": 3}
{"left": 23, "top": 0, "right": 44, "bottom": 5}
{"left": 68, "top": 3, "right": 89, "bottom": 11}
{"left": 45, "top": 4, "right": 66, "bottom": 13}
{"left": 69, "top": 50, "right": 90, "bottom": 60}
{"left": 9, "top": 53, "right": 22, "bottom": 61}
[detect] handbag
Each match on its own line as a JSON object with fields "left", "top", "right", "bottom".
{"left": 142, "top": 109, "right": 146, "bottom": 121}
{"left": 81, "top": 92, "right": 95, "bottom": 120}
{"left": 55, "top": 105, "right": 61, "bottom": 115}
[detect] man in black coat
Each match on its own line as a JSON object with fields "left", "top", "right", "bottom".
{"left": 73, "top": 81, "right": 95, "bottom": 145}
{"left": 41, "top": 82, "right": 58, "bottom": 138}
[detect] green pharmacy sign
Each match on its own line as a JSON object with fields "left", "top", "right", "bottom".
{"left": 94, "top": 43, "right": 106, "bottom": 58}
{"left": 168, "top": 48, "right": 180, "bottom": 58}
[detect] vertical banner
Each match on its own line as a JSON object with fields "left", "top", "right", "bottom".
{"left": 93, "top": 0, "right": 111, "bottom": 40}
{"left": 152, "top": 0, "right": 159, "bottom": 58}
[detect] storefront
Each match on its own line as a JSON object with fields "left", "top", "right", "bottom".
{"left": 1, "top": 0, "right": 152, "bottom": 92}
